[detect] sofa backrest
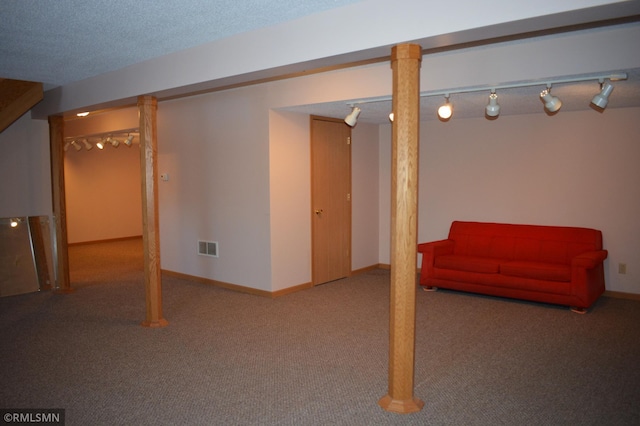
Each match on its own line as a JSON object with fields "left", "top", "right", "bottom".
{"left": 448, "top": 221, "right": 603, "bottom": 264}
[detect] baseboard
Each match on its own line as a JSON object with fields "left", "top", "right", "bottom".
{"left": 271, "top": 282, "right": 313, "bottom": 298}
{"left": 69, "top": 235, "right": 142, "bottom": 246}
{"left": 161, "top": 269, "right": 312, "bottom": 299}
{"left": 351, "top": 264, "right": 388, "bottom": 275}
{"left": 604, "top": 290, "right": 640, "bottom": 301}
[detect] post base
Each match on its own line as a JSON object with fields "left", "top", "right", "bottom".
{"left": 141, "top": 318, "right": 169, "bottom": 328}
{"left": 378, "top": 394, "right": 425, "bottom": 413}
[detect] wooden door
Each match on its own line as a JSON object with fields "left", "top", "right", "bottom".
{"left": 311, "top": 116, "right": 351, "bottom": 285}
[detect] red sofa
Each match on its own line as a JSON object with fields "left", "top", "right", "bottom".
{"left": 418, "top": 221, "right": 608, "bottom": 312}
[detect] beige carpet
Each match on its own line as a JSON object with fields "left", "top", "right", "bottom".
{"left": 1, "top": 238, "right": 639, "bottom": 425}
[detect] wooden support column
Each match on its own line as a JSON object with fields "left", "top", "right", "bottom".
{"left": 48, "top": 115, "right": 74, "bottom": 294}
{"left": 138, "top": 96, "right": 168, "bottom": 328}
{"left": 378, "top": 43, "right": 424, "bottom": 414}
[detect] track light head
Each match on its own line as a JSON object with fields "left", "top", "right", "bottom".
{"left": 344, "top": 106, "right": 361, "bottom": 127}
{"left": 540, "top": 87, "right": 562, "bottom": 113}
{"left": 81, "top": 139, "right": 93, "bottom": 150}
{"left": 96, "top": 139, "right": 105, "bottom": 149}
{"left": 111, "top": 138, "right": 120, "bottom": 148}
{"left": 124, "top": 134, "right": 134, "bottom": 147}
{"left": 63, "top": 141, "right": 71, "bottom": 152}
{"left": 485, "top": 91, "right": 500, "bottom": 118}
{"left": 591, "top": 80, "right": 614, "bottom": 110}
{"left": 437, "top": 95, "right": 452, "bottom": 120}
{"left": 71, "top": 140, "right": 82, "bottom": 151}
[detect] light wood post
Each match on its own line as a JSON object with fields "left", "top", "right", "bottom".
{"left": 138, "top": 96, "right": 168, "bottom": 328}
{"left": 48, "top": 115, "right": 74, "bottom": 294}
{"left": 378, "top": 44, "right": 424, "bottom": 414}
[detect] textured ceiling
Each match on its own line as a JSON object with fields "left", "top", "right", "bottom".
{"left": 0, "top": 0, "right": 361, "bottom": 88}
{"left": 1, "top": 1, "right": 639, "bottom": 123}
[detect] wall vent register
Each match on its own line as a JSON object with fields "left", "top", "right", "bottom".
{"left": 198, "top": 240, "right": 219, "bottom": 257}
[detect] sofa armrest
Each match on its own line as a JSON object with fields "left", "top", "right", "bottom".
{"left": 570, "top": 250, "right": 608, "bottom": 307}
{"left": 418, "top": 239, "right": 455, "bottom": 257}
{"left": 417, "top": 239, "right": 454, "bottom": 285}
{"left": 572, "top": 250, "right": 608, "bottom": 269}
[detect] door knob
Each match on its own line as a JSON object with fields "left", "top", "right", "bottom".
{"left": 315, "top": 209, "right": 323, "bottom": 215}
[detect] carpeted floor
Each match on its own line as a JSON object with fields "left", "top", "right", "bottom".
{"left": 1, "top": 238, "right": 639, "bottom": 425}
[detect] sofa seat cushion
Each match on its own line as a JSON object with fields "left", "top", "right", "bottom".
{"left": 501, "top": 261, "right": 570, "bottom": 282}
{"left": 435, "top": 255, "right": 502, "bottom": 274}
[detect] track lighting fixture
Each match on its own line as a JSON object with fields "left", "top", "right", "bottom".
{"left": 540, "top": 85, "right": 562, "bottom": 113}
{"left": 81, "top": 139, "right": 92, "bottom": 150}
{"left": 63, "top": 128, "right": 139, "bottom": 154}
{"left": 124, "top": 134, "right": 134, "bottom": 147}
{"left": 540, "top": 87, "right": 561, "bottom": 112}
{"left": 591, "top": 80, "right": 614, "bottom": 110}
{"left": 344, "top": 106, "right": 361, "bottom": 127}
{"left": 343, "top": 72, "right": 626, "bottom": 124}
{"left": 485, "top": 91, "right": 500, "bottom": 118}
{"left": 437, "top": 95, "right": 452, "bottom": 120}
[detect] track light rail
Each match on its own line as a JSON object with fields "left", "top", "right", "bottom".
{"left": 346, "top": 72, "right": 628, "bottom": 106}
{"left": 63, "top": 127, "right": 139, "bottom": 143}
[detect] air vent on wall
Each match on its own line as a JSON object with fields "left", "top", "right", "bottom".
{"left": 198, "top": 240, "right": 219, "bottom": 257}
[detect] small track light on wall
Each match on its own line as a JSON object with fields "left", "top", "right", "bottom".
{"left": 485, "top": 91, "right": 500, "bottom": 118}
{"left": 96, "top": 139, "right": 105, "bottom": 149}
{"left": 344, "top": 106, "right": 361, "bottom": 127}
{"left": 437, "top": 95, "right": 453, "bottom": 120}
{"left": 540, "top": 85, "right": 562, "bottom": 113}
{"left": 71, "top": 140, "right": 82, "bottom": 151}
{"left": 81, "top": 139, "right": 92, "bottom": 150}
{"left": 124, "top": 134, "right": 134, "bottom": 147}
{"left": 591, "top": 79, "right": 614, "bottom": 110}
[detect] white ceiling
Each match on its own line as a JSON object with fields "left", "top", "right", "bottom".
{"left": 1, "top": 1, "right": 640, "bottom": 123}
{"left": 0, "top": 0, "right": 361, "bottom": 88}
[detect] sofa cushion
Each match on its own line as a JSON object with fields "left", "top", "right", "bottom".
{"left": 435, "top": 255, "right": 502, "bottom": 274}
{"left": 501, "top": 261, "right": 571, "bottom": 282}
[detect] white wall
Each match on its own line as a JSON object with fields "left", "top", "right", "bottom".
{"left": 378, "top": 107, "right": 640, "bottom": 294}
{"left": 63, "top": 143, "right": 142, "bottom": 243}
{"left": 0, "top": 114, "right": 51, "bottom": 218}
{"left": 157, "top": 87, "right": 273, "bottom": 291}
{"left": 3, "top": 19, "right": 639, "bottom": 296}
{"left": 351, "top": 122, "right": 380, "bottom": 271}
{"left": 63, "top": 108, "right": 141, "bottom": 243}
{"left": 157, "top": 87, "right": 382, "bottom": 293}
{"left": 268, "top": 110, "right": 312, "bottom": 291}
